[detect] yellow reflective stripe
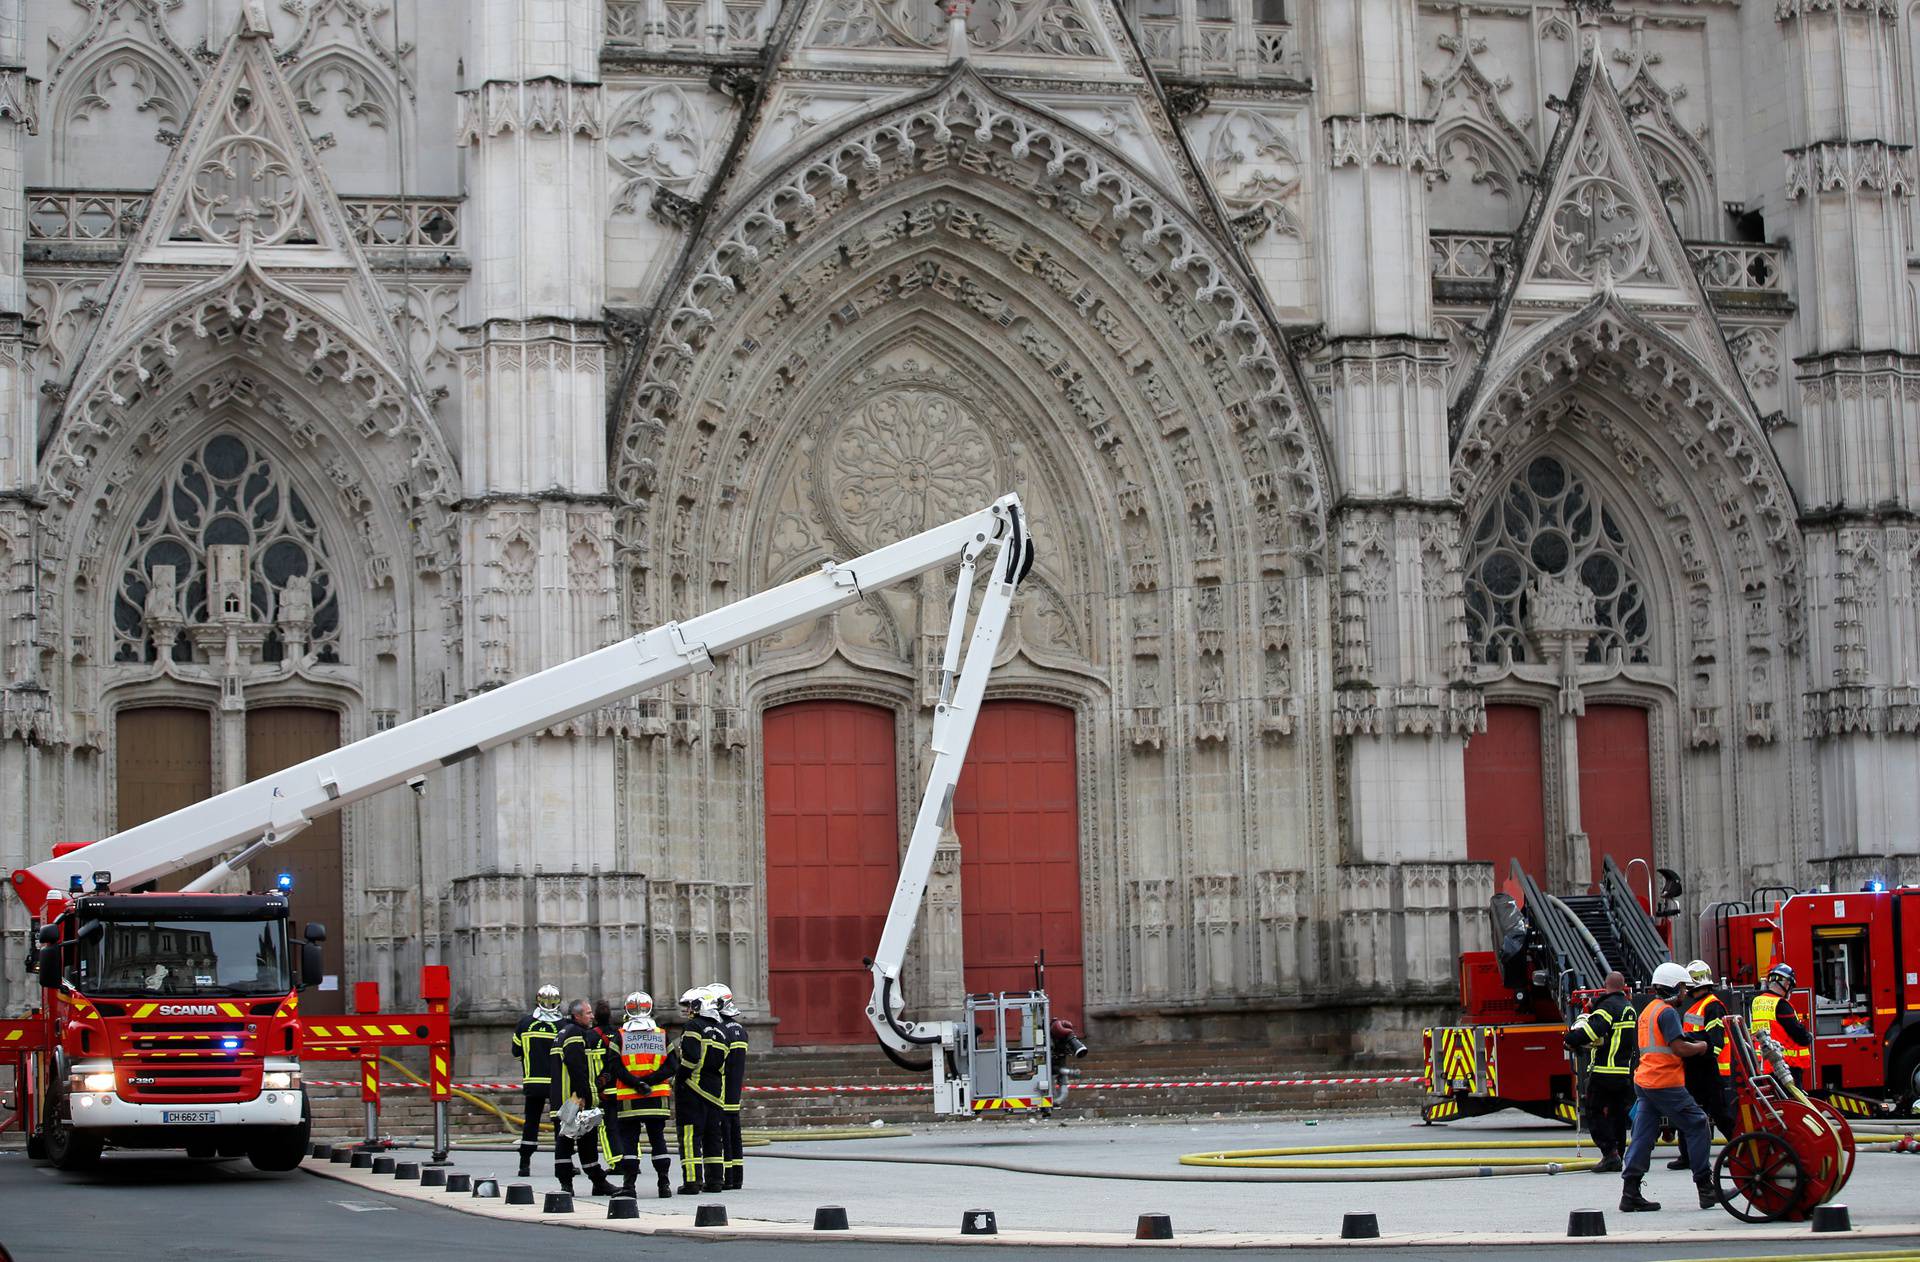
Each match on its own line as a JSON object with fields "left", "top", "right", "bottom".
{"left": 218, "top": 1003, "right": 243, "bottom": 1018}
{"left": 4, "top": 1030, "right": 23, "bottom": 1041}
{"left": 132, "top": 1003, "right": 158, "bottom": 1018}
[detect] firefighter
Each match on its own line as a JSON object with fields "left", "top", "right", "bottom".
{"left": 1750, "top": 963, "right": 1813, "bottom": 1084}
{"left": 509, "top": 982, "right": 561, "bottom": 1179}
{"left": 550, "top": 997, "right": 620, "bottom": 1197}
{"left": 706, "top": 982, "right": 750, "bottom": 1189}
{"left": 1620, "top": 961, "right": 1717, "bottom": 1213}
{"left": 1669, "top": 960, "right": 1735, "bottom": 1167}
{"left": 1563, "top": 970, "right": 1635, "bottom": 1173}
{"left": 673, "top": 987, "right": 728, "bottom": 1195}
{"left": 608, "top": 990, "right": 676, "bottom": 1199}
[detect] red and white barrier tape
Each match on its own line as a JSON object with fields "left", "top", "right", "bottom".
{"left": 305, "top": 1074, "right": 1423, "bottom": 1093}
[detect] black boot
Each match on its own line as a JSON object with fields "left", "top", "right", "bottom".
{"left": 1620, "top": 1179, "right": 1662, "bottom": 1213}
{"left": 655, "top": 1160, "right": 674, "bottom": 1200}
{"left": 725, "top": 1166, "right": 742, "bottom": 1190}
{"left": 703, "top": 1170, "right": 725, "bottom": 1194}
{"left": 677, "top": 1165, "right": 701, "bottom": 1195}
{"left": 517, "top": 1144, "right": 534, "bottom": 1179}
{"left": 586, "top": 1166, "right": 617, "bottom": 1197}
{"left": 1666, "top": 1155, "right": 1689, "bottom": 1170}
{"left": 1696, "top": 1179, "right": 1720, "bottom": 1209}
{"left": 1589, "top": 1151, "right": 1621, "bottom": 1174}
{"left": 555, "top": 1161, "right": 577, "bottom": 1196}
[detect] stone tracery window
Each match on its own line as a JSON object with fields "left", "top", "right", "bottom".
{"left": 112, "top": 434, "right": 341, "bottom": 665}
{"left": 1465, "top": 455, "right": 1652, "bottom": 666}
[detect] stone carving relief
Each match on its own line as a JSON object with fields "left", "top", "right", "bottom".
{"left": 1540, "top": 128, "right": 1658, "bottom": 285}
{"left": 1202, "top": 109, "right": 1303, "bottom": 239}
{"left": 171, "top": 80, "right": 319, "bottom": 246}
{"left": 46, "top": 0, "right": 201, "bottom": 185}
{"left": 809, "top": 0, "right": 1103, "bottom": 57}
{"left": 1422, "top": 5, "right": 1537, "bottom": 230}
{"left": 820, "top": 388, "right": 999, "bottom": 548}
{"left": 608, "top": 84, "right": 704, "bottom": 216}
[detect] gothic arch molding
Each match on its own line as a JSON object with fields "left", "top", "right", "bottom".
{"left": 48, "top": 40, "right": 198, "bottom": 184}
{"left": 612, "top": 68, "right": 1330, "bottom": 570}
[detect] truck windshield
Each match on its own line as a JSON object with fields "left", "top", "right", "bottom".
{"left": 78, "top": 917, "right": 290, "bottom": 997}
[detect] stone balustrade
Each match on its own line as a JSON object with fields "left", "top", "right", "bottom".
{"left": 27, "top": 188, "right": 462, "bottom": 255}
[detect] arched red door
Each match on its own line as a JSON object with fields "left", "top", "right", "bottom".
{"left": 953, "top": 701, "right": 1084, "bottom": 1028}
{"left": 763, "top": 701, "right": 899, "bottom": 1045}
{"left": 1577, "top": 704, "right": 1654, "bottom": 884}
{"left": 1465, "top": 703, "right": 1548, "bottom": 896}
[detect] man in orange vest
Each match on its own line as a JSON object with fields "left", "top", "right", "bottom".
{"left": 1749, "top": 964, "right": 1813, "bottom": 1085}
{"left": 1667, "top": 960, "right": 1734, "bottom": 1169}
{"left": 1620, "top": 961, "right": 1718, "bottom": 1212}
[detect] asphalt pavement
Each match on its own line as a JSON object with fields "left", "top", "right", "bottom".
{"left": 4, "top": 1110, "right": 1919, "bottom": 1261}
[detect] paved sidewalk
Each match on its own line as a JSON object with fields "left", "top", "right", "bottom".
{"left": 305, "top": 1111, "right": 1920, "bottom": 1247}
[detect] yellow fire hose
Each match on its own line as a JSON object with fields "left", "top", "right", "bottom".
{"left": 1181, "top": 1128, "right": 1912, "bottom": 1174}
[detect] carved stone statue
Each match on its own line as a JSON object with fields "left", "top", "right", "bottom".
{"left": 277, "top": 573, "right": 314, "bottom": 657}
{"left": 143, "top": 563, "right": 185, "bottom": 658}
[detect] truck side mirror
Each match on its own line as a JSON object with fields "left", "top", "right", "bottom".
{"left": 36, "top": 943, "right": 62, "bottom": 984}
{"left": 298, "top": 942, "right": 323, "bottom": 990}
{"left": 304, "top": 922, "right": 326, "bottom": 944}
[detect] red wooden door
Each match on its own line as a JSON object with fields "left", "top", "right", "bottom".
{"left": 953, "top": 701, "right": 1084, "bottom": 1029}
{"left": 1465, "top": 703, "right": 1548, "bottom": 895}
{"left": 1577, "top": 704, "right": 1654, "bottom": 886}
{"left": 247, "top": 707, "right": 346, "bottom": 1014}
{"left": 763, "top": 701, "right": 899, "bottom": 1045}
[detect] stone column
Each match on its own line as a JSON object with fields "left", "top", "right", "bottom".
{"left": 0, "top": 0, "right": 43, "bottom": 1021}
{"left": 455, "top": 2, "right": 617, "bottom": 876}
{"left": 1778, "top": 0, "right": 1920, "bottom": 860}
{"left": 1315, "top": 0, "right": 1475, "bottom": 868}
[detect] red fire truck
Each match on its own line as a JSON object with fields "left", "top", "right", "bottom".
{"left": 1422, "top": 857, "right": 1678, "bottom": 1124}
{"left": 7, "top": 497, "right": 1041, "bottom": 1168}
{"left": 1705, "top": 883, "right": 1920, "bottom": 1114}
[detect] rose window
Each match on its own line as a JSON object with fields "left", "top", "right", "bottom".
{"left": 1465, "top": 455, "right": 1651, "bottom": 666}
{"left": 112, "top": 434, "right": 341, "bottom": 664}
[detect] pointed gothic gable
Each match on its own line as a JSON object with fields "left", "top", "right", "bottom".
{"left": 65, "top": 15, "right": 418, "bottom": 397}
{"left": 1454, "top": 39, "right": 1747, "bottom": 421}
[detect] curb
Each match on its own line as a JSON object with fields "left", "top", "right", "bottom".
{"left": 300, "top": 1160, "right": 1920, "bottom": 1248}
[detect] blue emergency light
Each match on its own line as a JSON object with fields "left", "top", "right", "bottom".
{"left": 221, "top": 1037, "right": 241, "bottom": 1050}
{"left": 1864, "top": 878, "right": 1887, "bottom": 892}
{"left": 275, "top": 872, "right": 294, "bottom": 893}
{"left": 68, "top": 875, "right": 85, "bottom": 893}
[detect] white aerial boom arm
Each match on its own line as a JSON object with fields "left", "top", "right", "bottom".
{"left": 11, "top": 496, "right": 1035, "bottom": 926}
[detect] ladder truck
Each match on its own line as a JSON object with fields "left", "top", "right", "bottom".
{"left": 9, "top": 495, "right": 1038, "bottom": 1171}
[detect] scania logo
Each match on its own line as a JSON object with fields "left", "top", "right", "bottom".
{"left": 156, "top": 1004, "right": 217, "bottom": 1016}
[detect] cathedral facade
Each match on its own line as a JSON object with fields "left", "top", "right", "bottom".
{"left": 1, "top": 0, "right": 1914, "bottom": 1061}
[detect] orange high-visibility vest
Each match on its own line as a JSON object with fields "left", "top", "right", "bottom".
{"left": 1683, "top": 993, "right": 1730, "bottom": 1076}
{"left": 1634, "top": 997, "right": 1686, "bottom": 1090}
{"left": 609, "top": 1024, "right": 672, "bottom": 1110}
{"left": 1750, "top": 993, "right": 1812, "bottom": 1068}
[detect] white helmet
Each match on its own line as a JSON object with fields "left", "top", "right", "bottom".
{"left": 1685, "top": 959, "right": 1713, "bottom": 986}
{"left": 623, "top": 991, "right": 654, "bottom": 1026}
{"left": 536, "top": 983, "right": 560, "bottom": 1007}
{"left": 705, "top": 982, "right": 737, "bottom": 1017}
{"left": 1651, "top": 961, "right": 1691, "bottom": 994}
{"left": 679, "top": 987, "right": 707, "bottom": 1017}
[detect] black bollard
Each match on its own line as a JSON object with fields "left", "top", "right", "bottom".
{"left": 1567, "top": 1210, "right": 1607, "bottom": 1238}
{"left": 349, "top": 1151, "right": 373, "bottom": 1169}
{"left": 311, "top": 1143, "right": 333, "bottom": 1159}
{"left": 1135, "top": 1213, "right": 1174, "bottom": 1240}
{"left": 444, "top": 1173, "right": 472, "bottom": 1193}
{"left": 1341, "top": 1213, "right": 1380, "bottom": 1240}
{"left": 370, "top": 1156, "right": 396, "bottom": 1175}
{"left": 502, "top": 1183, "right": 532, "bottom": 1205}
{"left": 608, "top": 1197, "right": 640, "bottom": 1220}
{"left": 542, "top": 1192, "right": 573, "bottom": 1214}
{"left": 420, "top": 1169, "right": 446, "bottom": 1189}
{"left": 329, "top": 1150, "right": 352, "bottom": 1164}
{"left": 1811, "top": 1205, "right": 1852, "bottom": 1234}
{"left": 393, "top": 1162, "right": 420, "bottom": 1180}
{"left": 694, "top": 1204, "right": 729, "bottom": 1228}
{"left": 961, "top": 1210, "right": 998, "bottom": 1236}
{"left": 814, "top": 1206, "right": 850, "bottom": 1231}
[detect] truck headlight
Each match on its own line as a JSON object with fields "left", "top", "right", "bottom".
{"left": 262, "top": 1071, "right": 299, "bottom": 1091}
{"left": 80, "top": 1071, "right": 116, "bottom": 1093}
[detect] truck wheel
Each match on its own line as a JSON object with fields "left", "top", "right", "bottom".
{"left": 1894, "top": 1046, "right": 1920, "bottom": 1117}
{"left": 45, "top": 1121, "right": 104, "bottom": 1172}
{"left": 247, "top": 1093, "right": 312, "bottom": 1173}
